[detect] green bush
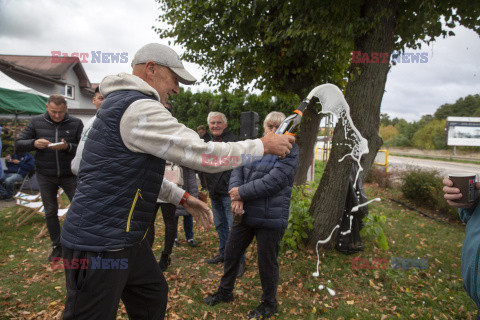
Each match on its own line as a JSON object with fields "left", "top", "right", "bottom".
{"left": 401, "top": 169, "right": 442, "bottom": 206}
{"left": 281, "top": 186, "right": 314, "bottom": 251}
{"left": 313, "top": 160, "right": 325, "bottom": 185}
{"left": 366, "top": 166, "right": 393, "bottom": 188}
{"left": 400, "top": 169, "right": 458, "bottom": 219}
{"left": 361, "top": 213, "right": 389, "bottom": 250}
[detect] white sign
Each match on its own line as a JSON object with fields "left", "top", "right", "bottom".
{"left": 446, "top": 117, "right": 480, "bottom": 147}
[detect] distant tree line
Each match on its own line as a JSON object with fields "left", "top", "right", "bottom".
{"left": 169, "top": 89, "right": 300, "bottom": 137}
{"left": 379, "top": 94, "right": 480, "bottom": 150}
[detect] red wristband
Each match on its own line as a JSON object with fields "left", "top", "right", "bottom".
{"left": 180, "top": 192, "right": 190, "bottom": 205}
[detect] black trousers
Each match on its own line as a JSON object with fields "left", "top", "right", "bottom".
{"left": 36, "top": 173, "right": 77, "bottom": 247}
{"left": 62, "top": 240, "right": 168, "bottom": 319}
{"left": 147, "top": 203, "right": 177, "bottom": 255}
{"left": 219, "top": 221, "right": 284, "bottom": 306}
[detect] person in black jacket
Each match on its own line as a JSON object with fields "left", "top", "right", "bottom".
{"left": 15, "top": 94, "right": 83, "bottom": 262}
{"left": 204, "top": 112, "right": 299, "bottom": 319}
{"left": 204, "top": 112, "right": 239, "bottom": 265}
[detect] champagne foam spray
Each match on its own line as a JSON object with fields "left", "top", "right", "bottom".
{"left": 307, "top": 84, "right": 381, "bottom": 297}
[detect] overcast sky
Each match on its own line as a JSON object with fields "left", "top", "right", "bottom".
{"left": 0, "top": 0, "right": 478, "bottom": 122}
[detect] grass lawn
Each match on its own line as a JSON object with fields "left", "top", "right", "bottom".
{"left": 0, "top": 183, "right": 477, "bottom": 319}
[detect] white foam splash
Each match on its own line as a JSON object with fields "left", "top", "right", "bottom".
{"left": 305, "top": 84, "right": 381, "bottom": 299}
{"left": 351, "top": 198, "right": 381, "bottom": 212}
{"left": 307, "top": 84, "right": 369, "bottom": 186}
{"left": 340, "top": 215, "right": 354, "bottom": 236}
{"left": 327, "top": 287, "right": 336, "bottom": 296}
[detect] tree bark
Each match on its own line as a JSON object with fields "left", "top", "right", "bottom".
{"left": 294, "top": 104, "right": 322, "bottom": 185}
{"left": 307, "top": 0, "right": 397, "bottom": 249}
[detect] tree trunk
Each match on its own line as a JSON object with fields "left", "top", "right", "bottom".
{"left": 294, "top": 104, "right": 322, "bottom": 185}
{"left": 307, "top": 0, "right": 397, "bottom": 249}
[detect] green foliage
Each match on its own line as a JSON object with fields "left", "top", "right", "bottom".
{"left": 170, "top": 88, "right": 299, "bottom": 137}
{"left": 388, "top": 120, "right": 419, "bottom": 147}
{"left": 365, "top": 166, "right": 393, "bottom": 189}
{"left": 360, "top": 212, "right": 389, "bottom": 250}
{"left": 434, "top": 94, "right": 480, "bottom": 120}
{"left": 0, "top": 118, "right": 29, "bottom": 157}
{"left": 156, "top": 0, "right": 479, "bottom": 98}
{"left": 401, "top": 168, "right": 459, "bottom": 219}
{"left": 400, "top": 169, "right": 442, "bottom": 207}
{"left": 156, "top": 0, "right": 357, "bottom": 97}
{"left": 411, "top": 119, "right": 447, "bottom": 150}
{"left": 281, "top": 186, "right": 314, "bottom": 251}
{"left": 379, "top": 124, "right": 399, "bottom": 144}
{"left": 387, "top": 116, "right": 446, "bottom": 149}
{"left": 313, "top": 160, "right": 326, "bottom": 185}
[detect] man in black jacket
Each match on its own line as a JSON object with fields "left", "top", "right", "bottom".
{"left": 205, "top": 112, "right": 241, "bottom": 267}
{"left": 15, "top": 94, "right": 83, "bottom": 261}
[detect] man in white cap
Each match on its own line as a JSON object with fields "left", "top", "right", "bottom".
{"left": 60, "top": 43, "right": 294, "bottom": 319}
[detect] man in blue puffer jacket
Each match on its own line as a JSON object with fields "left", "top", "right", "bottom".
{"left": 204, "top": 111, "right": 299, "bottom": 319}
{"left": 59, "top": 44, "right": 295, "bottom": 320}
{"left": 443, "top": 177, "right": 480, "bottom": 319}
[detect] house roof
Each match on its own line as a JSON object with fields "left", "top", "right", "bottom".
{"left": 0, "top": 55, "right": 95, "bottom": 93}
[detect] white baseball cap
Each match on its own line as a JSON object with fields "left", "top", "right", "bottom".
{"left": 131, "top": 43, "right": 197, "bottom": 85}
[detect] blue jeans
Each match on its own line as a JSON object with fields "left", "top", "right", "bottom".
{"left": 211, "top": 196, "right": 234, "bottom": 257}
{"left": 175, "top": 215, "right": 194, "bottom": 240}
{"left": 0, "top": 173, "right": 24, "bottom": 198}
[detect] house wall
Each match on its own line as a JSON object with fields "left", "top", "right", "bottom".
{"left": 2, "top": 67, "right": 95, "bottom": 110}
{"left": 63, "top": 68, "right": 94, "bottom": 109}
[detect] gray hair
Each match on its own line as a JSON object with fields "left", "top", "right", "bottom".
{"left": 264, "top": 111, "right": 286, "bottom": 128}
{"left": 207, "top": 111, "right": 227, "bottom": 124}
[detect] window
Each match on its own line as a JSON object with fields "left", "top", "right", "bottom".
{"left": 61, "top": 85, "right": 75, "bottom": 99}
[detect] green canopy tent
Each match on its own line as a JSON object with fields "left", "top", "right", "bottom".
{"left": 0, "top": 70, "right": 48, "bottom": 152}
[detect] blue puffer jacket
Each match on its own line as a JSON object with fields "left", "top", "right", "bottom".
{"left": 459, "top": 204, "right": 480, "bottom": 310}
{"left": 61, "top": 90, "right": 164, "bottom": 252}
{"left": 229, "top": 144, "right": 299, "bottom": 229}
{"left": 6, "top": 152, "right": 34, "bottom": 177}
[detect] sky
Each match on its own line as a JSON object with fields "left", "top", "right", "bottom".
{"left": 0, "top": 0, "right": 479, "bottom": 122}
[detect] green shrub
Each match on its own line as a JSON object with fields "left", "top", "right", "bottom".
{"left": 400, "top": 169, "right": 459, "bottom": 219}
{"left": 361, "top": 213, "right": 389, "bottom": 250}
{"left": 314, "top": 160, "right": 325, "bottom": 184}
{"left": 366, "top": 166, "right": 393, "bottom": 188}
{"left": 281, "top": 186, "right": 314, "bottom": 251}
{"left": 401, "top": 169, "right": 442, "bottom": 206}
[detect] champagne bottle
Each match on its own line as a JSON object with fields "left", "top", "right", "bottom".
{"left": 275, "top": 99, "right": 310, "bottom": 136}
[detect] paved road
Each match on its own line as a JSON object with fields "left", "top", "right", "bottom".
{"left": 388, "top": 155, "right": 480, "bottom": 177}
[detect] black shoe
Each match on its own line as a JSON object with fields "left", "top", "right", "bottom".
{"left": 203, "top": 289, "right": 234, "bottom": 306}
{"left": 206, "top": 254, "right": 224, "bottom": 264}
{"left": 236, "top": 260, "right": 246, "bottom": 278}
{"left": 247, "top": 302, "right": 278, "bottom": 319}
{"left": 159, "top": 252, "right": 171, "bottom": 272}
{"left": 187, "top": 239, "right": 198, "bottom": 247}
{"left": 48, "top": 245, "right": 62, "bottom": 262}
{"left": 174, "top": 239, "right": 179, "bottom": 247}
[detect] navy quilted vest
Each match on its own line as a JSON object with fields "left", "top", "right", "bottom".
{"left": 61, "top": 90, "right": 165, "bottom": 251}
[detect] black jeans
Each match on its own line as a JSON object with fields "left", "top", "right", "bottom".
{"left": 62, "top": 240, "right": 167, "bottom": 319}
{"left": 36, "top": 173, "right": 77, "bottom": 247}
{"left": 147, "top": 203, "right": 177, "bottom": 255}
{"left": 219, "top": 221, "right": 284, "bottom": 306}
